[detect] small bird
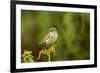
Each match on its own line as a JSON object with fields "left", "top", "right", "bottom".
{"left": 39, "top": 27, "right": 58, "bottom": 46}
{"left": 33, "top": 27, "right": 58, "bottom": 61}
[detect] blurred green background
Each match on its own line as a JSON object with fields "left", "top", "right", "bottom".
{"left": 21, "top": 10, "right": 90, "bottom": 62}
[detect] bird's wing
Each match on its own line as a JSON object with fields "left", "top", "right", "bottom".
{"left": 39, "top": 32, "right": 52, "bottom": 45}
{"left": 42, "top": 32, "right": 51, "bottom": 43}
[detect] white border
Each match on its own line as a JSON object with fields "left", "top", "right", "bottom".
{"left": 16, "top": 4, "right": 95, "bottom": 69}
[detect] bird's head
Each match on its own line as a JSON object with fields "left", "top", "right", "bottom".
{"left": 49, "top": 27, "right": 57, "bottom": 32}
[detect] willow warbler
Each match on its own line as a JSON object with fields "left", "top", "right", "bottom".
{"left": 39, "top": 27, "right": 58, "bottom": 46}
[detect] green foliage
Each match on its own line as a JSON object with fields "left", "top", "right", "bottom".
{"left": 22, "top": 50, "right": 34, "bottom": 63}
{"left": 38, "top": 44, "right": 58, "bottom": 61}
